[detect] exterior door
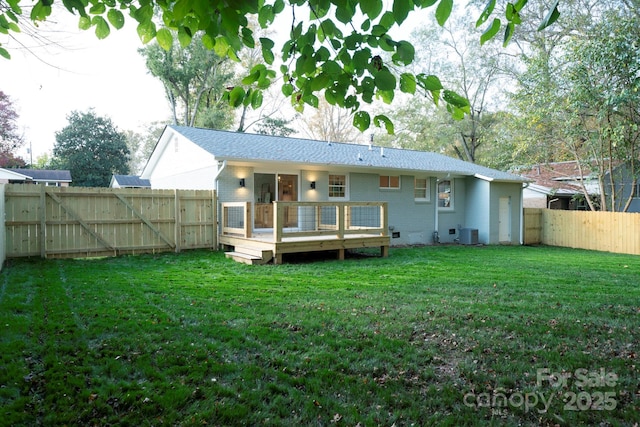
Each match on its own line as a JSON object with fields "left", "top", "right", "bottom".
{"left": 277, "top": 174, "right": 298, "bottom": 227}
{"left": 499, "top": 196, "right": 511, "bottom": 243}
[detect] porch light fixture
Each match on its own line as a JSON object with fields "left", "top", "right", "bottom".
{"left": 239, "top": 178, "right": 245, "bottom": 188}
{"left": 310, "top": 181, "right": 316, "bottom": 189}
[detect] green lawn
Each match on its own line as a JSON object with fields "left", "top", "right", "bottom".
{"left": 1, "top": 246, "right": 638, "bottom": 426}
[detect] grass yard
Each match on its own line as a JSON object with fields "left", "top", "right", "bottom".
{"left": 0, "top": 245, "right": 638, "bottom": 426}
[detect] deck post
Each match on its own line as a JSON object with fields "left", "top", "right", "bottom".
{"left": 337, "top": 204, "right": 345, "bottom": 239}
{"left": 381, "top": 202, "right": 389, "bottom": 236}
{"left": 274, "top": 202, "right": 283, "bottom": 243}
{"left": 244, "top": 201, "right": 252, "bottom": 238}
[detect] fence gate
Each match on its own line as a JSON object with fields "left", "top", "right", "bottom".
{"left": 4, "top": 184, "right": 216, "bottom": 259}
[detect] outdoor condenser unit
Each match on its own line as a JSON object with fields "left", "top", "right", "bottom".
{"left": 459, "top": 228, "right": 479, "bottom": 245}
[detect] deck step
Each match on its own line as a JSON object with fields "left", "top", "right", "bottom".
{"left": 234, "top": 246, "right": 273, "bottom": 261}
{"left": 225, "top": 248, "right": 273, "bottom": 265}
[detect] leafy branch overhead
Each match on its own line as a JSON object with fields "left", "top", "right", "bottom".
{"left": 2, "top": 0, "right": 561, "bottom": 132}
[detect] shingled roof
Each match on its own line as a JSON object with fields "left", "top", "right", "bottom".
{"left": 111, "top": 175, "right": 151, "bottom": 188}
{"left": 6, "top": 168, "right": 72, "bottom": 183}
{"left": 169, "top": 126, "right": 526, "bottom": 183}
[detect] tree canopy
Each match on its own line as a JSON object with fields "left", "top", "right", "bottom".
{"left": 52, "top": 110, "right": 130, "bottom": 187}
{"left": 1, "top": 0, "right": 560, "bottom": 132}
{"left": 0, "top": 90, "right": 26, "bottom": 167}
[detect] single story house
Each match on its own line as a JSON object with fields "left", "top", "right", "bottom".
{"left": 0, "top": 168, "right": 72, "bottom": 186}
{"left": 110, "top": 174, "right": 151, "bottom": 189}
{"left": 141, "top": 126, "right": 526, "bottom": 251}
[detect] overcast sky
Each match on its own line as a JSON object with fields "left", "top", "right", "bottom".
{"left": 3, "top": 8, "right": 171, "bottom": 162}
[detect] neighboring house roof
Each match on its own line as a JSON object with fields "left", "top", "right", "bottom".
{"left": 110, "top": 174, "right": 151, "bottom": 188}
{"left": 516, "top": 161, "right": 599, "bottom": 196}
{"left": 0, "top": 168, "right": 31, "bottom": 181}
{"left": 155, "top": 125, "right": 526, "bottom": 183}
{"left": 5, "top": 168, "right": 72, "bottom": 183}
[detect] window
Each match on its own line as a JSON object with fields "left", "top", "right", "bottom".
{"left": 379, "top": 175, "right": 400, "bottom": 189}
{"left": 438, "top": 179, "right": 453, "bottom": 209}
{"left": 329, "top": 174, "right": 347, "bottom": 198}
{"left": 414, "top": 178, "right": 430, "bottom": 201}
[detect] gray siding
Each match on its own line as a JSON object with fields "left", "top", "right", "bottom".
{"left": 437, "top": 178, "right": 467, "bottom": 243}
{"left": 464, "top": 178, "right": 491, "bottom": 244}
{"left": 350, "top": 173, "right": 436, "bottom": 245}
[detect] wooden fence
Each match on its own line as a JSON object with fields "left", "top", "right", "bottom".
{"left": 523, "top": 208, "right": 640, "bottom": 255}
{"left": 4, "top": 184, "right": 217, "bottom": 259}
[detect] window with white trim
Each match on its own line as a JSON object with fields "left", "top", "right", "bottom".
{"left": 329, "top": 174, "right": 347, "bottom": 198}
{"left": 438, "top": 179, "right": 453, "bottom": 209}
{"left": 379, "top": 175, "right": 400, "bottom": 189}
{"left": 414, "top": 178, "right": 430, "bottom": 201}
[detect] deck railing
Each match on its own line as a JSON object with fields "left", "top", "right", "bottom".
{"left": 221, "top": 201, "right": 388, "bottom": 242}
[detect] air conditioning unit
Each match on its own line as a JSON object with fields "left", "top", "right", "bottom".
{"left": 459, "top": 228, "right": 478, "bottom": 245}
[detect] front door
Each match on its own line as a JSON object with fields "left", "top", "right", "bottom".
{"left": 499, "top": 196, "right": 511, "bottom": 243}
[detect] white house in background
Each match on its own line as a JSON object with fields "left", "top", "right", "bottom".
{"left": 0, "top": 168, "right": 72, "bottom": 186}
{"left": 141, "top": 126, "right": 527, "bottom": 246}
{"left": 110, "top": 174, "right": 151, "bottom": 189}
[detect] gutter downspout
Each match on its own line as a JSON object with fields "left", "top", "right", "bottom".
{"left": 213, "top": 160, "right": 227, "bottom": 193}
{"left": 434, "top": 178, "right": 440, "bottom": 244}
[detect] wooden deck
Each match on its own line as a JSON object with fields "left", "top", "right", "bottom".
{"left": 219, "top": 201, "right": 390, "bottom": 264}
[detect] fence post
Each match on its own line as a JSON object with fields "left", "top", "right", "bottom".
{"left": 40, "top": 184, "right": 46, "bottom": 258}
{"left": 174, "top": 189, "right": 181, "bottom": 253}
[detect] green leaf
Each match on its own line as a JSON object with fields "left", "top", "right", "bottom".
{"left": 373, "top": 114, "right": 394, "bottom": 134}
{"left": 335, "top": 1, "right": 355, "bottom": 24}
{"left": 447, "top": 104, "right": 465, "bottom": 120}
{"left": 258, "top": 4, "right": 274, "bottom": 27}
{"left": 229, "top": 86, "right": 245, "bottom": 107}
{"left": 78, "top": 15, "right": 91, "bottom": 30}
{"left": 251, "top": 89, "right": 263, "bottom": 109}
{"left": 377, "top": 89, "right": 394, "bottom": 104}
{"left": 107, "top": 9, "right": 125, "bottom": 30}
{"left": 416, "top": 74, "right": 443, "bottom": 91}
{"left": 538, "top": 0, "right": 560, "bottom": 31}
{"left": 379, "top": 11, "right": 396, "bottom": 29}
{"left": 374, "top": 70, "right": 396, "bottom": 91}
{"left": 393, "top": 0, "right": 413, "bottom": 25}
{"left": 137, "top": 20, "right": 156, "bottom": 44}
{"left": 92, "top": 16, "right": 110, "bottom": 39}
{"left": 353, "top": 111, "right": 371, "bottom": 132}
{"left": 514, "top": 0, "right": 528, "bottom": 11}
{"left": 260, "top": 37, "right": 275, "bottom": 64}
{"left": 30, "top": 2, "right": 52, "bottom": 21}
{"left": 476, "top": 0, "right": 496, "bottom": 27}
{"left": 89, "top": 3, "right": 106, "bottom": 14}
{"left": 399, "top": 73, "right": 416, "bottom": 94}
{"left": 503, "top": 22, "right": 514, "bottom": 47}
{"left": 435, "top": 0, "right": 453, "bottom": 26}
{"left": 443, "top": 89, "right": 470, "bottom": 113}
{"left": 282, "top": 83, "right": 294, "bottom": 97}
{"left": 480, "top": 18, "right": 500, "bottom": 45}
{"left": 201, "top": 34, "right": 214, "bottom": 49}
{"left": 177, "top": 27, "right": 192, "bottom": 47}
{"left": 213, "top": 36, "right": 230, "bottom": 57}
{"left": 0, "top": 46, "right": 10, "bottom": 59}
{"left": 392, "top": 40, "right": 414, "bottom": 65}
{"left": 360, "top": 0, "right": 383, "bottom": 20}
{"left": 303, "top": 93, "right": 319, "bottom": 108}
{"left": 156, "top": 28, "right": 173, "bottom": 50}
